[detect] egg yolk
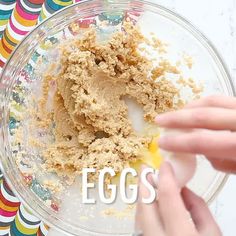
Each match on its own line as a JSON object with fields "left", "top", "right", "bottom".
{"left": 130, "top": 135, "right": 164, "bottom": 172}
{"left": 140, "top": 136, "right": 164, "bottom": 169}
{"left": 112, "top": 135, "right": 163, "bottom": 185}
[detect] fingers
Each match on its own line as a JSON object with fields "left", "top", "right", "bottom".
{"left": 136, "top": 164, "right": 222, "bottom": 236}
{"left": 158, "top": 130, "right": 236, "bottom": 159}
{"left": 182, "top": 188, "right": 222, "bottom": 236}
{"left": 155, "top": 107, "right": 236, "bottom": 131}
{"left": 185, "top": 95, "right": 236, "bottom": 109}
{"left": 158, "top": 162, "right": 196, "bottom": 235}
{"left": 210, "top": 159, "right": 236, "bottom": 173}
{"left": 136, "top": 168, "right": 164, "bottom": 236}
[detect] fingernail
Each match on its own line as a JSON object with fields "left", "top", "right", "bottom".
{"left": 141, "top": 166, "right": 159, "bottom": 189}
{"left": 150, "top": 170, "right": 159, "bottom": 188}
{"left": 155, "top": 114, "right": 166, "bottom": 124}
{"left": 159, "top": 161, "right": 173, "bottom": 176}
{"left": 157, "top": 136, "right": 167, "bottom": 147}
{"left": 139, "top": 164, "right": 148, "bottom": 180}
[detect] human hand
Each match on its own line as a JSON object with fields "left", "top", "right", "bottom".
{"left": 155, "top": 95, "right": 236, "bottom": 173}
{"left": 135, "top": 162, "right": 221, "bottom": 236}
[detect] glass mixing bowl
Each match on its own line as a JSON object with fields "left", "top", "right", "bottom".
{"left": 0, "top": 0, "right": 235, "bottom": 235}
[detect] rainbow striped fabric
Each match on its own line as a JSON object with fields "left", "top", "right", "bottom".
{"left": 0, "top": 171, "right": 49, "bottom": 235}
{"left": 0, "top": 1, "right": 79, "bottom": 234}
{"left": 0, "top": 0, "right": 75, "bottom": 71}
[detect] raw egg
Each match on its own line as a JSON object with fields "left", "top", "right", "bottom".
{"left": 140, "top": 129, "right": 197, "bottom": 188}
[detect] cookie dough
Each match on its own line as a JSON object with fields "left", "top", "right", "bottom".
{"left": 38, "top": 22, "right": 180, "bottom": 181}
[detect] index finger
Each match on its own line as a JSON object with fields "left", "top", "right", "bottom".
{"left": 185, "top": 95, "right": 236, "bottom": 109}
{"left": 155, "top": 107, "right": 236, "bottom": 131}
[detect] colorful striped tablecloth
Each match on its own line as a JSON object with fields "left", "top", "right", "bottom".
{"left": 0, "top": 1, "right": 81, "bottom": 235}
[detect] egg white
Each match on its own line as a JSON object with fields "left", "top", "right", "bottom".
{"left": 159, "top": 128, "right": 197, "bottom": 188}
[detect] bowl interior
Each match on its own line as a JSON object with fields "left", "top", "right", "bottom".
{"left": 0, "top": 1, "right": 233, "bottom": 235}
